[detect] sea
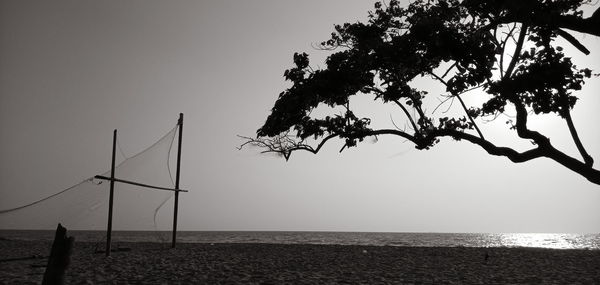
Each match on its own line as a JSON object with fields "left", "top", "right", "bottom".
{"left": 1, "top": 230, "right": 600, "bottom": 250}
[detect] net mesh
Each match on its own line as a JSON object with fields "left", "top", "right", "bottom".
{"left": 0, "top": 124, "right": 179, "bottom": 241}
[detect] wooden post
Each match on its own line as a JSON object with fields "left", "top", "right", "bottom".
{"left": 42, "top": 223, "right": 74, "bottom": 285}
{"left": 106, "top": 129, "right": 117, "bottom": 257}
{"left": 172, "top": 113, "right": 183, "bottom": 248}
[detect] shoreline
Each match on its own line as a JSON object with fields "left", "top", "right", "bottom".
{"left": 2, "top": 240, "right": 600, "bottom": 283}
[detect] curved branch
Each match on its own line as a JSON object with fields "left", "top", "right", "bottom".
{"left": 436, "top": 128, "right": 600, "bottom": 184}
{"left": 428, "top": 129, "right": 543, "bottom": 163}
{"left": 365, "top": 86, "right": 419, "bottom": 133}
{"left": 287, "top": 134, "right": 339, "bottom": 157}
{"left": 564, "top": 108, "right": 594, "bottom": 166}
{"left": 361, "top": 128, "right": 600, "bottom": 184}
{"left": 242, "top": 123, "right": 600, "bottom": 184}
{"left": 499, "top": 23, "right": 552, "bottom": 146}
{"left": 509, "top": 97, "right": 551, "bottom": 146}
{"left": 307, "top": 128, "right": 545, "bottom": 164}
{"left": 392, "top": 99, "right": 419, "bottom": 132}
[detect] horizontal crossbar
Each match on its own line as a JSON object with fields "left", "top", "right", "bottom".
{"left": 94, "top": 175, "right": 188, "bottom": 192}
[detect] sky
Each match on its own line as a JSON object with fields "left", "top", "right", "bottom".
{"left": 1, "top": 0, "right": 600, "bottom": 233}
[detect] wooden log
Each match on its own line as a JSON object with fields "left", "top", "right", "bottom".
{"left": 42, "top": 223, "right": 74, "bottom": 285}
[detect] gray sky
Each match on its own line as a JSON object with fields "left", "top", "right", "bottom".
{"left": 1, "top": 0, "right": 600, "bottom": 233}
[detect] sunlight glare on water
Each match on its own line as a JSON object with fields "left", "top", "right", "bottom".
{"left": 497, "top": 233, "right": 588, "bottom": 249}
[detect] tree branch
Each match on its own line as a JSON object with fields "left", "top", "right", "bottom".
{"left": 495, "top": 11, "right": 599, "bottom": 54}
{"left": 439, "top": 128, "right": 600, "bottom": 185}
{"left": 497, "top": 24, "right": 554, "bottom": 147}
{"left": 428, "top": 129, "right": 543, "bottom": 163}
{"left": 392, "top": 99, "right": 419, "bottom": 132}
{"left": 498, "top": 24, "right": 519, "bottom": 78}
{"left": 503, "top": 24, "right": 528, "bottom": 80}
{"left": 510, "top": 97, "right": 551, "bottom": 146}
{"left": 428, "top": 72, "right": 485, "bottom": 140}
{"left": 359, "top": 128, "right": 599, "bottom": 184}
{"left": 556, "top": 29, "right": 590, "bottom": 55}
{"left": 238, "top": 133, "right": 339, "bottom": 161}
{"left": 441, "top": 62, "right": 457, "bottom": 78}
{"left": 544, "top": 143, "right": 600, "bottom": 185}
{"left": 429, "top": 72, "right": 447, "bottom": 85}
{"left": 540, "top": 9, "right": 598, "bottom": 36}
{"left": 455, "top": 95, "right": 485, "bottom": 140}
{"left": 253, "top": 128, "right": 543, "bottom": 164}
{"left": 365, "top": 86, "right": 419, "bottom": 133}
{"left": 242, "top": 124, "right": 600, "bottom": 184}
{"left": 564, "top": 107, "right": 594, "bottom": 166}
{"left": 499, "top": 91, "right": 600, "bottom": 184}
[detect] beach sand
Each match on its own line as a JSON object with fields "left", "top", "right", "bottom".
{"left": 1, "top": 239, "right": 600, "bottom": 284}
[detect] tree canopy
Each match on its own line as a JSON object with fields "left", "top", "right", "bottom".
{"left": 242, "top": 0, "right": 600, "bottom": 185}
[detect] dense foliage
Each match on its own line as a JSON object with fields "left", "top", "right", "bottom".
{"left": 244, "top": 0, "right": 600, "bottom": 185}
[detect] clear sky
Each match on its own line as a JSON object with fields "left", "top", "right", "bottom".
{"left": 1, "top": 0, "right": 600, "bottom": 233}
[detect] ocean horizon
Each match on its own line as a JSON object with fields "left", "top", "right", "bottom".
{"left": 1, "top": 230, "right": 599, "bottom": 250}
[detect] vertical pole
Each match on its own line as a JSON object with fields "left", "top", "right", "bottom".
{"left": 106, "top": 129, "right": 117, "bottom": 257}
{"left": 172, "top": 113, "right": 183, "bottom": 248}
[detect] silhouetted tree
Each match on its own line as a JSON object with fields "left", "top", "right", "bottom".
{"left": 242, "top": 0, "right": 600, "bottom": 185}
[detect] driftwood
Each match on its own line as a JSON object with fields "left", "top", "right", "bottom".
{"left": 42, "top": 223, "right": 74, "bottom": 285}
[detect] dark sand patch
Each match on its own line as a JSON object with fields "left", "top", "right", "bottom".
{"left": 1, "top": 240, "right": 600, "bottom": 284}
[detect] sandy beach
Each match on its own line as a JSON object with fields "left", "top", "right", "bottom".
{"left": 1, "top": 239, "right": 600, "bottom": 284}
